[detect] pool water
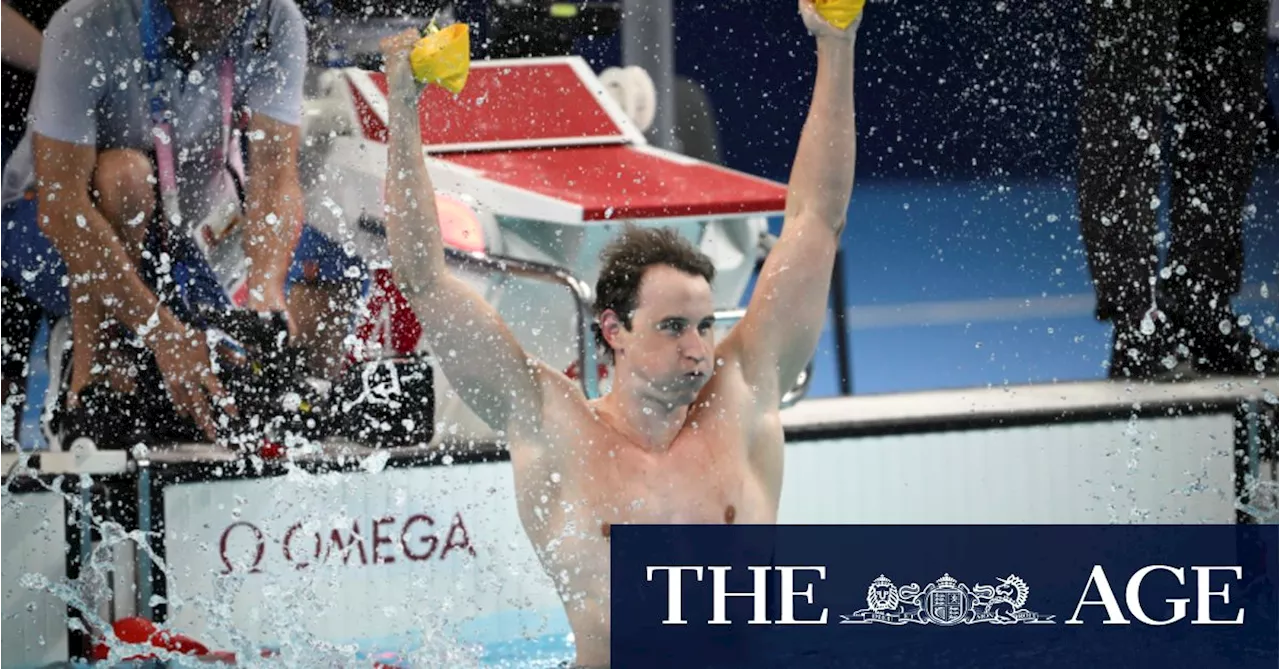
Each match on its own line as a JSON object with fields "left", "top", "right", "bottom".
{"left": 65, "top": 632, "right": 575, "bottom": 668}
{"left": 476, "top": 633, "right": 576, "bottom": 668}
{"left": 52, "top": 631, "right": 576, "bottom": 665}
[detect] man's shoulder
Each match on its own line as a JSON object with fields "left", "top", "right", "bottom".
{"left": 520, "top": 358, "right": 596, "bottom": 437}
{"left": 262, "top": 0, "right": 306, "bottom": 33}
{"left": 248, "top": 0, "right": 306, "bottom": 59}
{"left": 531, "top": 358, "right": 591, "bottom": 408}
{"left": 47, "top": 0, "right": 136, "bottom": 31}
{"left": 707, "top": 338, "right": 783, "bottom": 413}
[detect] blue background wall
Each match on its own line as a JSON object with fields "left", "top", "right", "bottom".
{"left": 555, "top": 0, "right": 1280, "bottom": 396}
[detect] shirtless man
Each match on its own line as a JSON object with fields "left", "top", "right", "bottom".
{"left": 379, "top": 2, "right": 858, "bottom": 665}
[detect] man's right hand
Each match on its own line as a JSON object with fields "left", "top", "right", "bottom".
{"left": 380, "top": 29, "right": 426, "bottom": 107}
{"left": 149, "top": 324, "right": 233, "bottom": 442}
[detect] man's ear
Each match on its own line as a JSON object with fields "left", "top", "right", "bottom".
{"left": 599, "top": 309, "right": 626, "bottom": 354}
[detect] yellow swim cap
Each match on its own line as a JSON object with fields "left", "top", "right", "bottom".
{"left": 815, "top": 0, "right": 865, "bottom": 30}
{"left": 410, "top": 23, "right": 471, "bottom": 94}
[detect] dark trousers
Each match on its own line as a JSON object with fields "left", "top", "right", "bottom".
{"left": 1077, "top": 0, "right": 1268, "bottom": 324}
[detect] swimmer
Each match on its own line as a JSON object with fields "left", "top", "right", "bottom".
{"left": 379, "top": 2, "right": 859, "bottom": 665}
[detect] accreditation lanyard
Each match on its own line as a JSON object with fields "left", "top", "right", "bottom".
{"left": 139, "top": 0, "right": 250, "bottom": 230}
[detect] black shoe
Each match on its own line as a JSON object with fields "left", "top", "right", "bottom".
{"left": 1179, "top": 310, "right": 1277, "bottom": 378}
{"left": 1106, "top": 307, "right": 1198, "bottom": 382}
{"left": 204, "top": 309, "right": 299, "bottom": 369}
{"left": 55, "top": 382, "right": 151, "bottom": 451}
{"left": 129, "top": 345, "right": 207, "bottom": 445}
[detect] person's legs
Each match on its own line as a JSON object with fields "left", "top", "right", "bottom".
{"left": 1162, "top": 0, "right": 1276, "bottom": 376}
{"left": 1076, "top": 0, "right": 1179, "bottom": 378}
{"left": 0, "top": 147, "right": 167, "bottom": 448}
{"left": 64, "top": 149, "right": 159, "bottom": 400}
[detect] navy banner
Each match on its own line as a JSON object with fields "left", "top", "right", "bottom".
{"left": 611, "top": 525, "right": 1278, "bottom": 669}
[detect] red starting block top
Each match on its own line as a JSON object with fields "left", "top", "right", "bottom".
{"left": 344, "top": 58, "right": 787, "bottom": 223}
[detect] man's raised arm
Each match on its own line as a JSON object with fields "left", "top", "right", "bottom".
{"left": 726, "top": 1, "right": 859, "bottom": 405}
{"left": 379, "top": 30, "right": 545, "bottom": 438}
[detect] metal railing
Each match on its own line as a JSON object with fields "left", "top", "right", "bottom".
{"left": 444, "top": 248, "right": 601, "bottom": 398}
{"left": 710, "top": 308, "right": 814, "bottom": 409}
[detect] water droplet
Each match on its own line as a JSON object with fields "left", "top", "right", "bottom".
{"left": 361, "top": 450, "right": 389, "bottom": 474}
{"left": 187, "top": 69, "right": 205, "bottom": 85}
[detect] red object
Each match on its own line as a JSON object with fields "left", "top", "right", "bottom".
{"left": 259, "top": 441, "right": 285, "bottom": 460}
{"left": 350, "top": 268, "right": 424, "bottom": 361}
{"left": 345, "top": 194, "right": 484, "bottom": 365}
{"left": 441, "top": 145, "right": 786, "bottom": 221}
{"left": 354, "top": 64, "right": 629, "bottom": 149}
{"left": 91, "top": 617, "right": 216, "bottom": 662}
{"left": 154, "top": 630, "right": 210, "bottom": 656}
{"left": 111, "top": 617, "right": 157, "bottom": 645}
{"left": 344, "top": 61, "right": 788, "bottom": 223}
{"left": 436, "top": 193, "right": 487, "bottom": 253}
{"left": 565, "top": 361, "right": 609, "bottom": 382}
{"left": 230, "top": 279, "right": 249, "bottom": 308}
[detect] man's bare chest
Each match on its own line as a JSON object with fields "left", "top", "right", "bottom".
{"left": 563, "top": 426, "right": 771, "bottom": 539}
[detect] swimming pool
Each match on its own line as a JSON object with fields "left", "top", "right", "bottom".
{"left": 273, "top": 629, "right": 577, "bottom": 668}
{"left": 60, "top": 626, "right": 576, "bottom": 668}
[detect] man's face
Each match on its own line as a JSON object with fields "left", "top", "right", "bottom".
{"left": 607, "top": 265, "right": 716, "bottom": 407}
{"left": 170, "top": 0, "right": 251, "bottom": 49}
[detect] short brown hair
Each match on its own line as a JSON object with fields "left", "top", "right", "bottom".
{"left": 593, "top": 225, "right": 716, "bottom": 362}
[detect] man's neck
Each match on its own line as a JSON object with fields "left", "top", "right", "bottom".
{"left": 600, "top": 386, "right": 689, "bottom": 452}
